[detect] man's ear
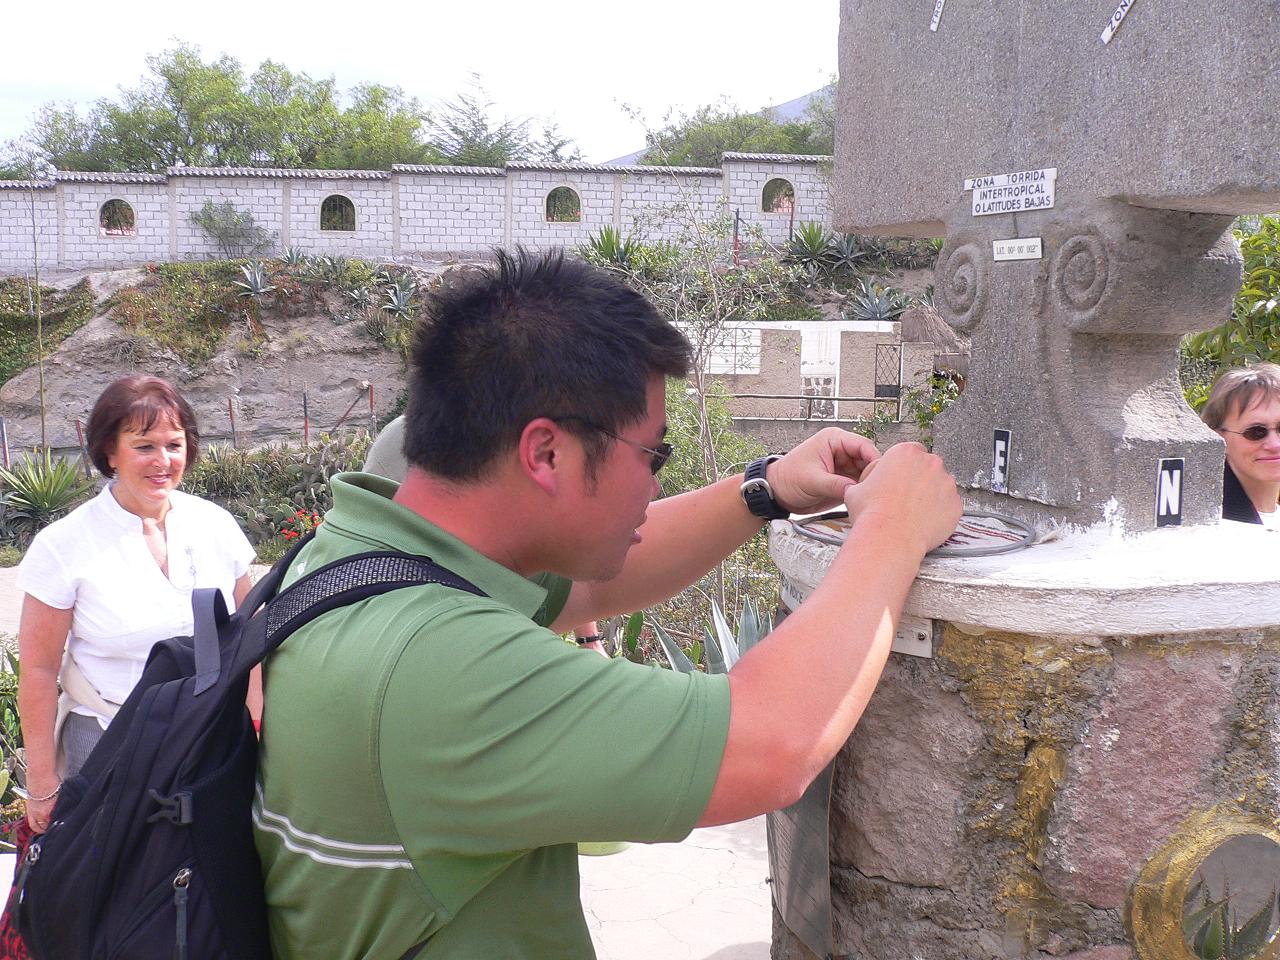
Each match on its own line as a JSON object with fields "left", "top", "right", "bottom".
{"left": 519, "top": 418, "right": 563, "bottom": 496}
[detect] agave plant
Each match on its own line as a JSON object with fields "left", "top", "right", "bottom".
{"left": 382, "top": 279, "right": 417, "bottom": 320}
{"left": 301, "top": 255, "right": 332, "bottom": 282}
{"left": 345, "top": 285, "right": 374, "bottom": 310}
{"left": 0, "top": 451, "right": 95, "bottom": 548}
{"left": 654, "top": 597, "right": 773, "bottom": 675}
{"left": 234, "top": 260, "right": 275, "bottom": 301}
{"left": 785, "top": 221, "right": 834, "bottom": 273}
{"left": 323, "top": 255, "right": 351, "bottom": 283}
{"left": 1183, "top": 877, "right": 1280, "bottom": 960}
{"left": 277, "top": 245, "right": 306, "bottom": 268}
{"left": 828, "top": 234, "right": 871, "bottom": 277}
{"left": 582, "top": 226, "right": 639, "bottom": 269}
{"left": 846, "top": 277, "right": 909, "bottom": 323}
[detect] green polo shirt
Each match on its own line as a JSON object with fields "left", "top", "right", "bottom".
{"left": 254, "top": 473, "right": 730, "bottom": 959}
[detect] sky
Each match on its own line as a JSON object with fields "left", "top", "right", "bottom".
{"left": 0, "top": 0, "right": 839, "bottom": 165}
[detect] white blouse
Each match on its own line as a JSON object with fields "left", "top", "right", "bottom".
{"left": 17, "top": 485, "right": 254, "bottom": 725}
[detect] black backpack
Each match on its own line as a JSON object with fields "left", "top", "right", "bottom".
{"left": 11, "top": 535, "right": 485, "bottom": 960}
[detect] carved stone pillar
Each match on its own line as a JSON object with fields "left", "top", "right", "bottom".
{"left": 932, "top": 200, "right": 1241, "bottom": 531}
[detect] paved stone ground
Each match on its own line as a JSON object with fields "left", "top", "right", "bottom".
{"left": 0, "top": 565, "right": 772, "bottom": 959}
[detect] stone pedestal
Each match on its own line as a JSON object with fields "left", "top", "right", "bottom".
{"left": 768, "top": 520, "right": 1280, "bottom": 960}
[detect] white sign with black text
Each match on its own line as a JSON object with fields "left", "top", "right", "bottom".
{"left": 929, "top": 0, "right": 946, "bottom": 32}
{"left": 993, "top": 238, "right": 1043, "bottom": 262}
{"left": 964, "top": 168, "right": 1057, "bottom": 192}
{"left": 992, "top": 429, "right": 1011, "bottom": 494}
{"left": 970, "top": 177, "right": 1056, "bottom": 216}
{"left": 1156, "top": 458, "right": 1185, "bottom": 527}
{"left": 1101, "top": 0, "right": 1136, "bottom": 44}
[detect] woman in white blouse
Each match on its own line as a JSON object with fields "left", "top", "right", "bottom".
{"left": 16, "top": 376, "right": 255, "bottom": 833}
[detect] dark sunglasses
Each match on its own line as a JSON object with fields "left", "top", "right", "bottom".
{"left": 551, "top": 415, "right": 673, "bottom": 474}
{"left": 1221, "top": 423, "right": 1280, "bottom": 442}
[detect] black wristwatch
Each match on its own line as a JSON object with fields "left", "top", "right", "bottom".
{"left": 740, "top": 455, "right": 788, "bottom": 520}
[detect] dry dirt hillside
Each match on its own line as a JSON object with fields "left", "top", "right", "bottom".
{"left": 0, "top": 262, "right": 464, "bottom": 452}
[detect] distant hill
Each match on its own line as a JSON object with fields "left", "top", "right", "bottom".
{"left": 603, "top": 84, "right": 835, "bottom": 165}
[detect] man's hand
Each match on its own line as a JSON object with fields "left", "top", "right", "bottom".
{"left": 843, "top": 442, "right": 962, "bottom": 556}
{"left": 766, "top": 427, "right": 881, "bottom": 516}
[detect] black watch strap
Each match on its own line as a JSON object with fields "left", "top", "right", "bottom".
{"left": 740, "top": 455, "right": 788, "bottom": 520}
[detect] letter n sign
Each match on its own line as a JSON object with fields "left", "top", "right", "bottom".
{"left": 992, "top": 429, "right": 1011, "bottom": 493}
{"left": 1156, "top": 458, "right": 1185, "bottom": 527}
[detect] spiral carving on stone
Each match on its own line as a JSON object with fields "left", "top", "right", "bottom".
{"left": 1053, "top": 233, "right": 1109, "bottom": 323}
{"left": 936, "top": 241, "right": 985, "bottom": 332}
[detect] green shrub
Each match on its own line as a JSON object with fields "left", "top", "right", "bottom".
{"left": 110, "top": 261, "right": 246, "bottom": 364}
{"left": 182, "top": 431, "right": 372, "bottom": 545}
{"left": 645, "top": 384, "right": 776, "bottom": 643}
{"left": 580, "top": 226, "right": 639, "bottom": 269}
{"left": 904, "top": 373, "right": 962, "bottom": 447}
{"left": 1183, "top": 215, "right": 1280, "bottom": 375}
{"left": 0, "top": 278, "right": 96, "bottom": 386}
{"left": 0, "top": 451, "right": 95, "bottom": 548}
{"left": 0, "top": 545, "right": 22, "bottom": 567}
{"left": 189, "top": 200, "right": 277, "bottom": 259}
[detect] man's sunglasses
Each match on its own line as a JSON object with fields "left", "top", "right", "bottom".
{"left": 1220, "top": 423, "right": 1280, "bottom": 443}
{"left": 551, "top": 415, "right": 673, "bottom": 474}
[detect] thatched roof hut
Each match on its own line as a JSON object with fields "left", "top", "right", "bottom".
{"left": 900, "top": 304, "right": 969, "bottom": 379}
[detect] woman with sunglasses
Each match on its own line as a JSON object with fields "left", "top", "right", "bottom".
{"left": 1200, "top": 363, "right": 1280, "bottom": 528}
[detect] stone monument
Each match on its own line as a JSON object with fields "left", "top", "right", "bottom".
{"left": 766, "top": 4, "right": 1280, "bottom": 959}
{"left": 833, "top": 2, "right": 1278, "bottom": 533}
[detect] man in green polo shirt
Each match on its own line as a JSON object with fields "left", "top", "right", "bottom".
{"left": 254, "top": 249, "right": 961, "bottom": 959}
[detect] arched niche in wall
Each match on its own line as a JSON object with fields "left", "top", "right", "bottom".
{"left": 762, "top": 178, "right": 796, "bottom": 214}
{"left": 320, "top": 194, "right": 356, "bottom": 232}
{"left": 99, "top": 199, "right": 137, "bottom": 237}
{"left": 546, "top": 186, "right": 581, "bottom": 223}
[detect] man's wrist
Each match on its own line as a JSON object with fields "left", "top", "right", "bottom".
{"left": 740, "top": 455, "right": 788, "bottom": 520}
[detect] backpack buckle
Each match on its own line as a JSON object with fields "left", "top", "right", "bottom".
{"left": 146, "top": 789, "right": 193, "bottom": 825}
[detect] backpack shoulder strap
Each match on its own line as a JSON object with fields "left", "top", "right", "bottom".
{"left": 196, "top": 546, "right": 488, "bottom": 694}
{"left": 191, "top": 530, "right": 320, "bottom": 694}
{"left": 260, "top": 551, "right": 488, "bottom": 657}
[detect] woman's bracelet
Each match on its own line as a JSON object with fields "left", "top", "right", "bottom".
{"left": 575, "top": 634, "right": 602, "bottom": 646}
{"left": 26, "top": 782, "right": 62, "bottom": 804}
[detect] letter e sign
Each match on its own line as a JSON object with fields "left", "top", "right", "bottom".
{"left": 1156, "top": 458, "right": 1184, "bottom": 527}
{"left": 992, "top": 429, "right": 1011, "bottom": 494}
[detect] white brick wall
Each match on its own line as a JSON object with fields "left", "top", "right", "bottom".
{"left": 289, "top": 180, "right": 393, "bottom": 256}
{"left": 621, "top": 173, "right": 723, "bottom": 242}
{"left": 0, "top": 190, "right": 57, "bottom": 268}
{"left": 174, "top": 176, "right": 285, "bottom": 259}
{"left": 0, "top": 157, "right": 833, "bottom": 270}
{"left": 61, "top": 182, "right": 169, "bottom": 265}
{"left": 723, "top": 159, "right": 833, "bottom": 247}
{"left": 509, "top": 170, "right": 616, "bottom": 247}
{"left": 399, "top": 174, "right": 505, "bottom": 250}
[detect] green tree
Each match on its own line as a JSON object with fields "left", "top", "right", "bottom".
{"left": 24, "top": 104, "right": 111, "bottom": 172}
{"left": 428, "top": 75, "right": 533, "bottom": 167}
{"left": 532, "top": 121, "right": 582, "bottom": 164}
{"left": 15, "top": 44, "right": 446, "bottom": 173}
{"left": 243, "top": 61, "right": 343, "bottom": 167}
{"left": 316, "top": 84, "right": 439, "bottom": 169}
{"left": 639, "top": 90, "right": 834, "bottom": 168}
{"left": 99, "top": 44, "right": 257, "bottom": 171}
{"left": 1184, "top": 215, "right": 1280, "bottom": 371}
